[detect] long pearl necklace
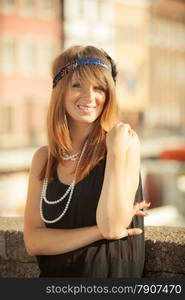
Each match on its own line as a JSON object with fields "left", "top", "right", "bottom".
{"left": 40, "top": 141, "right": 87, "bottom": 224}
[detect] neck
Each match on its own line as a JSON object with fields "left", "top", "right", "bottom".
{"left": 68, "top": 121, "right": 93, "bottom": 151}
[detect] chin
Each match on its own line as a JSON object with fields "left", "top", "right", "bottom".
{"left": 75, "top": 113, "right": 99, "bottom": 123}
{"left": 78, "top": 117, "right": 96, "bottom": 124}
{"left": 67, "top": 110, "right": 102, "bottom": 125}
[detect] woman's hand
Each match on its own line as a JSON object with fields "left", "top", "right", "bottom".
{"left": 106, "top": 122, "right": 135, "bottom": 156}
{"left": 104, "top": 201, "right": 151, "bottom": 240}
{"left": 133, "top": 200, "right": 151, "bottom": 217}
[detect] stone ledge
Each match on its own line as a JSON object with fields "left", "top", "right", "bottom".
{"left": 144, "top": 226, "right": 185, "bottom": 277}
{"left": 0, "top": 217, "right": 185, "bottom": 278}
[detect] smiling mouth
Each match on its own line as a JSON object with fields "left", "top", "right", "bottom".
{"left": 77, "top": 105, "right": 96, "bottom": 112}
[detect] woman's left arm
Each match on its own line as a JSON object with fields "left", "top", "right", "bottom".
{"left": 96, "top": 125, "right": 141, "bottom": 239}
{"left": 123, "top": 130, "right": 141, "bottom": 204}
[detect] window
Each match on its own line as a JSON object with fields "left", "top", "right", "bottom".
{"left": 25, "top": 100, "right": 36, "bottom": 143}
{"left": 83, "top": 0, "right": 98, "bottom": 20}
{"left": 40, "top": 0, "right": 55, "bottom": 19}
{"left": 100, "top": 0, "right": 114, "bottom": 22}
{"left": 0, "top": 105, "right": 14, "bottom": 135}
{"left": 0, "top": 39, "right": 16, "bottom": 74}
{"left": 64, "top": 0, "right": 80, "bottom": 18}
{"left": 21, "top": 0, "right": 35, "bottom": 17}
{"left": 0, "top": 0, "right": 16, "bottom": 14}
{"left": 19, "top": 40, "right": 35, "bottom": 74}
{"left": 37, "top": 43, "right": 54, "bottom": 75}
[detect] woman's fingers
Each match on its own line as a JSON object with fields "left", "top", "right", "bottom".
{"left": 127, "top": 228, "right": 143, "bottom": 236}
{"left": 137, "top": 200, "right": 151, "bottom": 208}
{"left": 109, "top": 227, "right": 143, "bottom": 239}
{"left": 133, "top": 200, "right": 151, "bottom": 210}
{"left": 135, "top": 211, "right": 149, "bottom": 216}
{"left": 120, "top": 228, "right": 143, "bottom": 238}
{"left": 133, "top": 200, "right": 150, "bottom": 217}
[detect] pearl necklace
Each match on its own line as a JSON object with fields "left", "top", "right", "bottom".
{"left": 40, "top": 141, "right": 87, "bottom": 224}
{"left": 61, "top": 151, "right": 79, "bottom": 161}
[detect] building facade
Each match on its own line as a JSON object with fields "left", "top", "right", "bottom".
{"left": 115, "top": 0, "right": 150, "bottom": 130}
{"left": 0, "top": 0, "right": 184, "bottom": 150}
{"left": 63, "top": 0, "right": 116, "bottom": 58}
{"left": 0, "top": 0, "right": 62, "bottom": 148}
{"left": 145, "top": 0, "right": 185, "bottom": 134}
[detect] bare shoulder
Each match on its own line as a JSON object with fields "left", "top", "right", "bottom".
{"left": 24, "top": 146, "right": 48, "bottom": 235}
{"left": 30, "top": 145, "right": 48, "bottom": 176}
{"left": 32, "top": 145, "right": 48, "bottom": 160}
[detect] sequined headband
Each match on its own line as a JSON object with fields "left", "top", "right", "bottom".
{"left": 52, "top": 57, "right": 111, "bottom": 88}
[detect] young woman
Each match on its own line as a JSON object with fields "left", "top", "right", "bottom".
{"left": 24, "top": 45, "right": 150, "bottom": 278}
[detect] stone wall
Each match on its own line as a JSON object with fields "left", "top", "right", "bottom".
{"left": 0, "top": 217, "right": 185, "bottom": 278}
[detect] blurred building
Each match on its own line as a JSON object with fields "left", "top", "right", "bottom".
{"left": 115, "top": 0, "right": 185, "bottom": 133}
{"left": 0, "top": 0, "right": 62, "bottom": 149}
{"left": 145, "top": 0, "right": 185, "bottom": 134}
{"left": 1, "top": 0, "right": 184, "bottom": 150}
{"left": 63, "top": 0, "right": 116, "bottom": 56}
{"left": 115, "top": 0, "right": 150, "bottom": 129}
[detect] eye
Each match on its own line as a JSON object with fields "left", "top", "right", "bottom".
{"left": 95, "top": 86, "right": 105, "bottom": 91}
{"left": 72, "top": 82, "right": 81, "bottom": 88}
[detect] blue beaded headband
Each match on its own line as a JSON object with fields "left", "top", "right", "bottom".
{"left": 52, "top": 57, "right": 111, "bottom": 88}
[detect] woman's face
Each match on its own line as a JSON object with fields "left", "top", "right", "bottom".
{"left": 63, "top": 74, "right": 106, "bottom": 126}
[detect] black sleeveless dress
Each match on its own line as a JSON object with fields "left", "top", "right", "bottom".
{"left": 37, "top": 156, "right": 145, "bottom": 277}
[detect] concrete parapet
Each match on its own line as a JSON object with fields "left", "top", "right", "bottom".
{"left": 144, "top": 226, "right": 185, "bottom": 277}
{"left": 0, "top": 217, "right": 185, "bottom": 278}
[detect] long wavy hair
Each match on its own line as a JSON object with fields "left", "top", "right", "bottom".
{"left": 40, "top": 45, "right": 119, "bottom": 182}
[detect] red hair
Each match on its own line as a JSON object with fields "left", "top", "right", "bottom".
{"left": 40, "top": 45, "right": 119, "bottom": 182}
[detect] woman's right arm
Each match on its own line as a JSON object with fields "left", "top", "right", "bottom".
{"left": 23, "top": 146, "right": 104, "bottom": 256}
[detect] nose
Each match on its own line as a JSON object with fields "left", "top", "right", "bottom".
{"left": 82, "top": 86, "right": 96, "bottom": 101}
